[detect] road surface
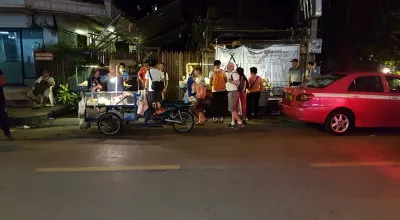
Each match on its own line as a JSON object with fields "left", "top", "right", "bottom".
{"left": 1, "top": 120, "right": 400, "bottom": 220}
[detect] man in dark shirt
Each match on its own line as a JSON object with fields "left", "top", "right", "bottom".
{"left": 87, "top": 69, "right": 103, "bottom": 92}
{"left": 0, "top": 69, "right": 13, "bottom": 140}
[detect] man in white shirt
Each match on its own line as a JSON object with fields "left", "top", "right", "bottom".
{"left": 288, "top": 59, "right": 304, "bottom": 86}
{"left": 226, "top": 62, "right": 244, "bottom": 129}
{"left": 145, "top": 59, "right": 164, "bottom": 110}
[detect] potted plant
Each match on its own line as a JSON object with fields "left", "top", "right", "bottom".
{"left": 56, "top": 84, "right": 78, "bottom": 108}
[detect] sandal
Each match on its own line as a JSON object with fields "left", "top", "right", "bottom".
{"left": 195, "top": 120, "right": 207, "bottom": 125}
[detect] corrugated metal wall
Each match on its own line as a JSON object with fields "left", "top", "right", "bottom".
{"left": 161, "top": 51, "right": 201, "bottom": 99}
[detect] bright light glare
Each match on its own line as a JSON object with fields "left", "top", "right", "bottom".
{"left": 382, "top": 68, "right": 391, "bottom": 74}
{"left": 75, "top": 29, "right": 85, "bottom": 35}
{"left": 204, "top": 77, "right": 210, "bottom": 85}
{"left": 108, "top": 26, "right": 115, "bottom": 32}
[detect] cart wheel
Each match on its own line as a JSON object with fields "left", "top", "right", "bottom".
{"left": 172, "top": 110, "right": 195, "bottom": 132}
{"left": 98, "top": 112, "right": 122, "bottom": 135}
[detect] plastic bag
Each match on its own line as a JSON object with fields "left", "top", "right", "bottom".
{"left": 137, "top": 92, "right": 148, "bottom": 116}
{"left": 79, "top": 119, "right": 91, "bottom": 129}
{"left": 78, "top": 99, "right": 85, "bottom": 118}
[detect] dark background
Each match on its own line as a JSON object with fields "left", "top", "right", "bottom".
{"left": 81, "top": 0, "right": 400, "bottom": 65}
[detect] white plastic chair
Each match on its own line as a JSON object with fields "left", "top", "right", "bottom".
{"left": 41, "top": 86, "right": 55, "bottom": 107}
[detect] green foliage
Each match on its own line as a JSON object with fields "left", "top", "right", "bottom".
{"left": 41, "top": 42, "right": 99, "bottom": 65}
{"left": 56, "top": 84, "right": 78, "bottom": 107}
{"left": 355, "top": 3, "right": 400, "bottom": 62}
{"left": 384, "top": 61, "right": 396, "bottom": 66}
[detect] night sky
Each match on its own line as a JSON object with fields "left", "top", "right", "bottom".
{"left": 82, "top": 0, "right": 298, "bottom": 29}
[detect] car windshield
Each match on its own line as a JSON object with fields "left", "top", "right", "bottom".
{"left": 302, "top": 74, "right": 344, "bottom": 88}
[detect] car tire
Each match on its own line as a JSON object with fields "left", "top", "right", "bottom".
{"left": 324, "top": 110, "right": 354, "bottom": 135}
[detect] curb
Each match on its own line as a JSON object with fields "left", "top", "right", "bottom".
{"left": 8, "top": 105, "right": 72, "bottom": 127}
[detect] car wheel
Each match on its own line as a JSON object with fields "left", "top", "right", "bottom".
{"left": 325, "top": 110, "right": 353, "bottom": 135}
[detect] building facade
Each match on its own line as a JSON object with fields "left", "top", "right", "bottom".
{"left": 0, "top": 0, "right": 127, "bottom": 85}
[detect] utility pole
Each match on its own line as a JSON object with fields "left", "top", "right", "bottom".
{"left": 307, "top": 18, "right": 318, "bottom": 64}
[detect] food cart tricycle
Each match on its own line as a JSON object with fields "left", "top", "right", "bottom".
{"left": 83, "top": 91, "right": 195, "bottom": 135}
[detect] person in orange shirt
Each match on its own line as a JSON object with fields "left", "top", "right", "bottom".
{"left": 138, "top": 60, "right": 149, "bottom": 90}
{"left": 246, "top": 67, "right": 264, "bottom": 120}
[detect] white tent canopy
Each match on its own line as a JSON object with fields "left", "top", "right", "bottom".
{"left": 215, "top": 45, "right": 300, "bottom": 87}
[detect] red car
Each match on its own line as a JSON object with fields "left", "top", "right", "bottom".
{"left": 281, "top": 72, "right": 400, "bottom": 135}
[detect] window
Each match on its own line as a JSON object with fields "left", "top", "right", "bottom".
{"left": 385, "top": 76, "right": 400, "bottom": 93}
{"left": 303, "top": 73, "right": 344, "bottom": 89}
{"left": 0, "top": 30, "right": 23, "bottom": 84}
{"left": 22, "top": 29, "right": 43, "bottom": 78}
{"left": 348, "top": 76, "right": 384, "bottom": 93}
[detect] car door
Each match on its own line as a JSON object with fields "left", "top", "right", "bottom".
{"left": 384, "top": 75, "right": 400, "bottom": 127}
{"left": 347, "top": 75, "right": 391, "bottom": 127}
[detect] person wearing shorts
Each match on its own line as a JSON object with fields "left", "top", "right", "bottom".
{"left": 225, "top": 63, "right": 244, "bottom": 129}
{"left": 145, "top": 59, "right": 165, "bottom": 114}
{"left": 227, "top": 91, "right": 239, "bottom": 112}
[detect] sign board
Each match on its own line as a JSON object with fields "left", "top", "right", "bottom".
{"left": 35, "top": 53, "right": 53, "bottom": 61}
{"left": 308, "top": 39, "right": 322, "bottom": 54}
{"left": 216, "top": 45, "right": 300, "bottom": 86}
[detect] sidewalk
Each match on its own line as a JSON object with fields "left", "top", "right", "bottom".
{"left": 7, "top": 105, "right": 71, "bottom": 127}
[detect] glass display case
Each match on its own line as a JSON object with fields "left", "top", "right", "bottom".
{"left": 84, "top": 91, "right": 136, "bottom": 107}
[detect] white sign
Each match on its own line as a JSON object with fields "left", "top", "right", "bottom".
{"left": 309, "top": 39, "right": 322, "bottom": 54}
{"left": 215, "top": 45, "right": 300, "bottom": 87}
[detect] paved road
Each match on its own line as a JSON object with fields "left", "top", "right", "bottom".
{"left": 1, "top": 120, "right": 400, "bottom": 220}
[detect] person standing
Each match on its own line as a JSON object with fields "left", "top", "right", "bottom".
{"left": 186, "top": 71, "right": 195, "bottom": 97}
{"left": 87, "top": 69, "right": 103, "bottom": 92}
{"left": 306, "top": 61, "right": 319, "bottom": 81}
{"left": 138, "top": 60, "right": 150, "bottom": 90}
{"left": 100, "top": 65, "right": 125, "bottom": 92}
{"left": 225, "top": 63, "right": 243, "bottom": 129}
{"left": 179, "top": 75, "right": 187, "bottom": 99}
{"left": 159, "top": 62, "right": 169, "bottom": 100}
{"left": 246, "top": 67, "right": 264, "bottom": 120}
{"left": 288, "top": 59, "right": 303, "bottom": 86}
{"left": 118, "top": 63, "right": 130, "bottom": 84}
{"left": 209, "top": 60, "right": 227, "bottom": 122}
{"left": 97, "top": 63, "right": 109, "bottom": 77}
{"left": 193, "top": 67, "right": 207, "bottom": 125}
{"left": 145, "top": 59, "right": 164, "bottom": 111}
{"left": 0, "top": 69, "right": 13, "bottom": 140}
{"left": 236, "top": 67, "right": 248, "bottom": 123}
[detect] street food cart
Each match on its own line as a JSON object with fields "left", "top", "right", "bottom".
{"left": 82, "top": 91, "right": 195, "bottom": 135}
